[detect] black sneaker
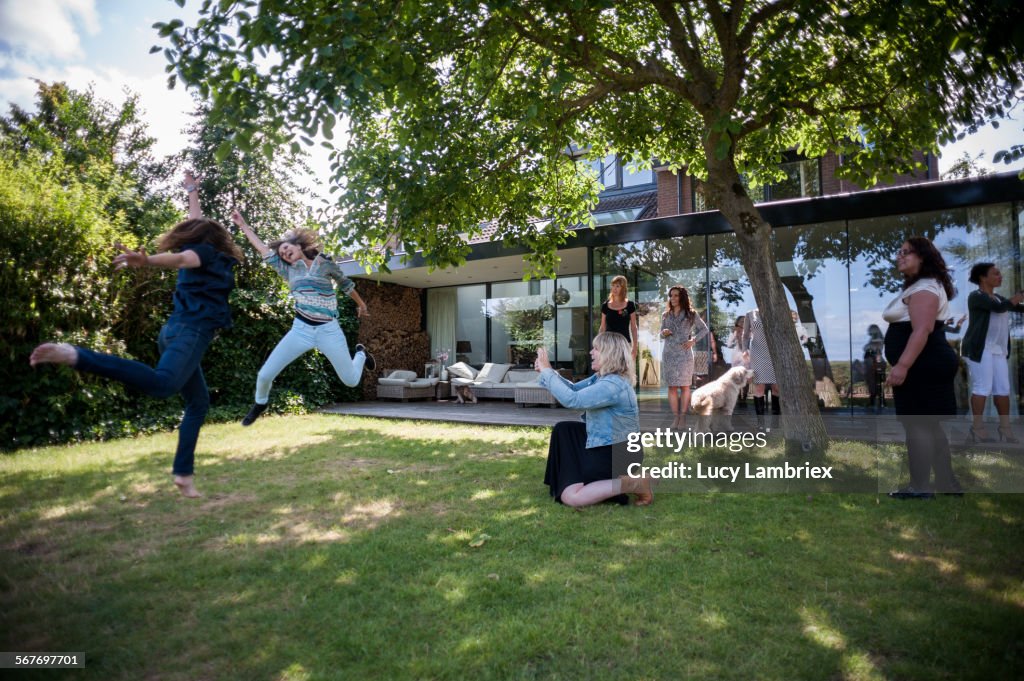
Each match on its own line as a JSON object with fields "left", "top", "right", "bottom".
{"left": 355, "top": 344, "right": 376, "bottom": 372}
{"left": 241, "top": 402, "right": 269, "bottom": 426}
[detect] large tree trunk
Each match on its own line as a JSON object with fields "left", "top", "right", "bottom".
{"left": 705, "top": 154, "right": 830, "bottom": 455}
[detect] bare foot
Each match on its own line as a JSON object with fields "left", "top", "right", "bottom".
{"left": 173, "top": 475, "right": 202, "bottom": 498}
{"left": 30, "top": 343, "right": 77, "bottom": 367}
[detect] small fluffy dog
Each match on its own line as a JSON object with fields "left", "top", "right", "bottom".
{"left": 690, "top": 365, "right": 754, "bottom": 432}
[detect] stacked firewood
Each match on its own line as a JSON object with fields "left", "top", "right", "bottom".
{"left": 355, "top": 280, "right": 429, "bottom": 399}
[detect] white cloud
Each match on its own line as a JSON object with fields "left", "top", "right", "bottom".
{"left": 0, "top": 0, "right": 99, "bottom": 61}
{"left": 0, "top": 59, "right": 195, "bottom": 160}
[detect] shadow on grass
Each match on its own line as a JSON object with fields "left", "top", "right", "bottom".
{"left": 1, "top": 419, "right": 1023, "bottom": 680}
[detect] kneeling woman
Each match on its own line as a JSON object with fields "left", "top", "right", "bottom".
{"left": 536, "top": 333, "right": 651, "bottom": 507}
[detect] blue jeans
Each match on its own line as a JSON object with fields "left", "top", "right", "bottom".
{"left": 255, "top": 318, "right": 365, "bottom": 404}
{"left": 74, "top": 321, "right": 214, "bottom": 476}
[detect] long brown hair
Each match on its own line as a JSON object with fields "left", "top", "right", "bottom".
{"left": 268, "top": 228, "right": 321, "bottom": 260}
{"left": 902, "top": 236, "right": 955, "bottom": 300}
{"left": 666, "top": 285, "right": 695, "bottom": 319}
{"left": 157, "top": 218, "right": 243, "bottom": 261}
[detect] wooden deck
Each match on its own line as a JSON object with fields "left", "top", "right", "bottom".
{"left": 320, "top": 398, "right": 935, "bottom": 444}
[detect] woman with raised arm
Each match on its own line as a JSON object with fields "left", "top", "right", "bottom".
{"left": 231, "top": 210, "right": 375, "bottom": 426}
{"left": 962, "top": 262, "right": 1024, "bottom": 443}
{"left": 30, "top": 172, "right": 242, "bottom": 498}
{"left": 537, "top": 332, "right": 650, "bottom": 507}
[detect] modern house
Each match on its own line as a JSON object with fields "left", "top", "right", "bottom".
{"left": 344, "top": 151, "right": 1024, "bottom": 415}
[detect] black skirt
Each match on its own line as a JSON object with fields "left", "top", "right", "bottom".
{"left": 543, "top": 421, "right": 629, "bottom": 505}
{"left": 883, "top": 321, "right": 958, "bottom": 416}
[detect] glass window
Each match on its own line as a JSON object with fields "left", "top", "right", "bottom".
{"left": 849, "top": 203, "right": 1020, "bottom": 414}
{"left": 770, "top": 158, "right": 821, "bottom": 200}
{"left": 592, "top": 207, "right": 643, "bottom": 225}
{"left": 622, "top": 161, "right": 654, "bottom": 187}
{"left": 454, "top": 285, "right": 487, "bottom": 366}
{"left": 487, "top": 280, "right": 555, "bottom": 365}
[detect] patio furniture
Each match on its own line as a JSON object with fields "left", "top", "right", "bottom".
{"left": 377, "top": 370, "right": 438, "bottom": 401}
{"left": 514, "top": 385, "right": 558, "bottom": 408}
{"left": 449, "top": 364, "right": 541, "bottom": 401}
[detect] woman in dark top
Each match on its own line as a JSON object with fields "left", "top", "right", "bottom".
{"left": 599, "top": 274, "right": 638, "bottom": 359}
{"left": 882, "top": 237, "right": 961, "bottom": 499}
{"left": 30, "top": 172, "right": 243, "bottom": 498}
{"left": 962, "top": 262, "right": 1024, "bottom": 443}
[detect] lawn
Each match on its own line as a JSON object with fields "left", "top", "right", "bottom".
{"left": 1, "top": 415, "right": 1022, "bottom": 680}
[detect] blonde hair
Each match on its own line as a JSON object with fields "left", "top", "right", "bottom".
{"left": 608, "top": 275, "right": 628, "bottom": 302}
{"left": 592, "top": 332, "right": 635, "bottom": 384}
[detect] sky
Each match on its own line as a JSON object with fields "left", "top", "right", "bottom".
{"left": 1, "top": 0, "right": 1023, "bottom": 191}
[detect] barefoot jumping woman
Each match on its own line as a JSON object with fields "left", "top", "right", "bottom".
{"left": 231, "top": 210, "right": 375, "bottom": 426}
{"left": 30, "top": 172, "right": 242, "bottom": 498}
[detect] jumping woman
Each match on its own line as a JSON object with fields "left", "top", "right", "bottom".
{"left": 231, "top": 210, "right": 375, "bottom": 426}
{"left": 30, "top": 172, "right": 241, "bottom": 498}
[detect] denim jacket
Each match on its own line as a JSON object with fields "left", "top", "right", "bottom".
{"left": 538, "top": 369, "right": 639, "bottom": 448}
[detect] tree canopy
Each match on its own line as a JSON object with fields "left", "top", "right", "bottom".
{"left": 161, "top": 0, "right": 1024, "bottom": 450}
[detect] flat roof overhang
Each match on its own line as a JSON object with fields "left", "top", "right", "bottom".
{"left": 341, "top": 171, "right": 1024, "bottom": 288}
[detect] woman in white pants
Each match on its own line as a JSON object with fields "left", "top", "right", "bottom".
{"left": 232, "top": 210, "right": 374, "bottom": 425}
{"left": 962, "top": 262, "right": 1024, "bottom": 443}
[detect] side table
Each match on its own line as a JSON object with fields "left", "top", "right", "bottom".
{"left": 435, "top": 380, "right": 451, "bottom": 401}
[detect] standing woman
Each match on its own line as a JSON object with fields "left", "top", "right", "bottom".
{"left": 30, "top": 173, "right": 242, "bottom": 498}
{"left": 962, "top": 262, "right": 1024, "bottom": 443}
{"left": 231, "top": 210, "right": 375, "bottom": 426}
{"left": 660, "top": 285, "right": 709, "bottom": 428}
{"left": 599, "top": 275, "right": 639, "bottom": 359}
{"left": 537, "top": 333, "right": 650, "bottom": 507}
{"left": 883, "top": 236, "right": 962, "bottom": 498}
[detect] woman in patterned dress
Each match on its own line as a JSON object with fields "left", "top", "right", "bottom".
{"left": 742, "top": 308, "right": 808, "bottom": 428}
{"left": 660, "top": 286, "right": 709, "bottom": 428}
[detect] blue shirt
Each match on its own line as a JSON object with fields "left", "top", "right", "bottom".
{"left": 263, "top": 252, "right": 355, "bottom": 322}
{"left": 168, "top": 243, "right": 237, "bottom": 331}
{"left": 538, "top": 370, "right": 639, "bottom": 448}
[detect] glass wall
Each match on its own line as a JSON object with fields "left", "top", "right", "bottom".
{"left": 849, "top": 203, "right": 1022, "bottom": 414}
{"left": 426, "top": 200, "right": 1021, "bottom": 414}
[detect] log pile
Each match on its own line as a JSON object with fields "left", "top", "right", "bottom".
{"left": 355, "top": 280, "right": 429, "bottom": 399}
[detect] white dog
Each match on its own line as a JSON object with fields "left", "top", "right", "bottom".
{"left": 690, "top": 365, "right": 754, "bottom": 432}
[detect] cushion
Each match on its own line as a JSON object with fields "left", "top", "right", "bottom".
{"left": 476, "top": 362, "right": 511, "bottom": 384}
{"left": 447, "top": 362, "right": 478, "bottom": 380}
{"left": 504, "top": 370, "right": 539, "bottom": 384}
{"left": 378, "top": 377, "right": 412, "bottom": 386}
{"left": 388, "top": 370, "right": 418, "bottom": 382}
{"left": 450, "top": 377, "right": 475, "bottom": 386}
{"left": 408, "top": 378, "right": 437, "bottom": 388}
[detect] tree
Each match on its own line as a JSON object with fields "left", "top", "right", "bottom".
{"left": 161, "top": 0, "right": 1024, "bottom": 452}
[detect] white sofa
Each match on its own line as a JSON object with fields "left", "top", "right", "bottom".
{"left": 448, "top": 363, "right": 543, "bottom": 401}
{"left": 377, "top": 370, "right": 438, "bottom": 401}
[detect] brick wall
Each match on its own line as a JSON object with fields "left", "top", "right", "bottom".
{"left": 656, "top": 168, "right": 679, "bottom": 217}
{"left": 354, "top": 280, "right": 430, "bottom": 399}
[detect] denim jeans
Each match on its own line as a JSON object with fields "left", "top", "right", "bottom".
{"left": 74, "top": 321, "right": 214, "bottom": 476}
{"left": 255, "top": 318, "right": 366, "bottom": 404}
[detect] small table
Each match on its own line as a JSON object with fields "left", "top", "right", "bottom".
{"left": 435, "top": 380, "right": 451, "bottom": 401}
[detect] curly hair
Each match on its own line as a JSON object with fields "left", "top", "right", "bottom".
{"left": 157, "top": 218, "right": 243, "bottom": 261}
{"left": 666, "top": 285, "right": 695, "bottom": 319}
{"left": 901, "top": 236, "right": 955, "bottom": 300}
{"left": 268, "top": 228, "right": 321, "bottom": 260}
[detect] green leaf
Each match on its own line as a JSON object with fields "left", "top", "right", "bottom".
{"left": 232, "top": 67, "right": 242, "bottom": 82}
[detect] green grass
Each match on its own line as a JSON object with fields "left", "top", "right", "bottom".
{"left": 1, "top": 415, "right": 1022, "bottom": 680}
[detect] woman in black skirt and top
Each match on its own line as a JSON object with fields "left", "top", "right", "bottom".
{"left": 883, "top": 236, "right": 962, "bottom": 499}
{"left": 599, "top": 275, "right": 638, "bottom": 359}
{"left": 538, "top": 332, "right": 651, "bottom": 507}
